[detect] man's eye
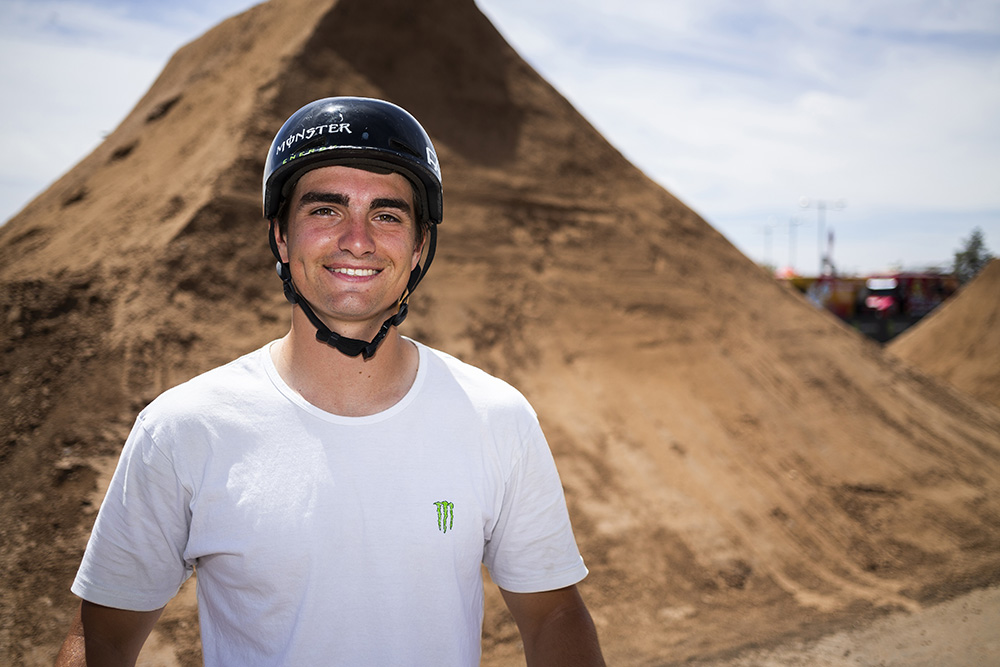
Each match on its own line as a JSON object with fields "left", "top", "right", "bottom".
{"left": 375, "top": 213, "right": 401, "bottom": 223}
{"left": 311, "top": 207, "right": 335, "bottom": 216}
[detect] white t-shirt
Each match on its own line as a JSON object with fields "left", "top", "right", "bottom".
{"left": 73, "top": 340, "right": 587, "bottom": 666}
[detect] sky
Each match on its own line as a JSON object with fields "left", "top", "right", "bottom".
{"left": 1, "top": 0, "right": 998, "bottom": 276}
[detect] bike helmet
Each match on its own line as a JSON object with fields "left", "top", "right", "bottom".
{"left": 263, "top": 97, "right": 442, "bottom": 224}
{"left": 262, "top": 97, "right": 443, "bottom": 359}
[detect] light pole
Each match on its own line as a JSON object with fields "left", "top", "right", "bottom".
{"left": 764, "top": 216, "right": 777, "bottom": 270}
{"left": 799, "top": 197, "right": 846, "bottom": 275}
{"left": 788, "top": 215, "right": 803, "bottom": 272}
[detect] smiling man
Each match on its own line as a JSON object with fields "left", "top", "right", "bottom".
{"left": 57, "top": 97, "right": 604, "bottom": 666}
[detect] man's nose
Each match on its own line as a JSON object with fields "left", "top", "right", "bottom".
{"left": 338, "top": 213, "right": 376, "bottom": 255}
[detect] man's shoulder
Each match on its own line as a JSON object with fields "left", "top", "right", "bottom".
{"left": 418, "top": 342, "right": 510, "bottom": 386}
{"left": 416, "top": 341, "right": 533, "bottom": 413}
{"left": 141, "top": 344, "right": 271, "bottom": 419}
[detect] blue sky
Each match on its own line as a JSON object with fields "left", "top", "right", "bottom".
{"left": 2, "top": 0, "right": 998, "bottom": 275}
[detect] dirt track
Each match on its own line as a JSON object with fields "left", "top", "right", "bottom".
{"left": 704, "top": 584, "right": 1000, "bottom": 667}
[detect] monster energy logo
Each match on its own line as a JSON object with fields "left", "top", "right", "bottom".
{"left": 434, "top": 501, "right": 454, "bottom": 533}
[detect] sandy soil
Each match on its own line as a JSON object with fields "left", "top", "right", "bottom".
{"left": 889, "top": 259, "right": 1000, "bottom": 411}
{"left": 2, "top": 0, "right": 999, "bottom": 665}
{"left": 125, "top": 583, "right": 1000, "bottom": 667}
{"left": 704, "top": 585, "right": 1000, "bottom": 667}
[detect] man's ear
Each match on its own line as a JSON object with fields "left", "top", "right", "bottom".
{"left": 272, "top": 218, "right": 289, "bottom": 264}
{"left": 411, "top": 226, "right": 427, "bottom": 271}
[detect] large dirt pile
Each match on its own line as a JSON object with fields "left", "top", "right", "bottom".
{"left": 889, "top": 259, "right": 1000, "bottom": 410}
{"left": 3, "top": 0, "right": 1000, "bottom": 664}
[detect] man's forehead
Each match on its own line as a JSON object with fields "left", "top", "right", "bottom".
{"left": 297, "top": 164, "right": 406, "bottom": 186}
{"left": 291, "top": 165, "right": 414, "bottom": 202}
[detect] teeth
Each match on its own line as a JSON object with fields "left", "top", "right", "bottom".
{"left": 333, "top": 267, "right": 378, "bottom": 276}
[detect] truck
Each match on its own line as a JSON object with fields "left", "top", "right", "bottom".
{"left": 780, "top": 271, "right": 958, "bottom": 342}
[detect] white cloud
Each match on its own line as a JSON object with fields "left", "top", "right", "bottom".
{"left": 477, "top": 0, "right": 1000, "bottom": 272}
{"left": 0, "top": 37, "right": 163, "bottom": 193}
{"left": 0, "top": 0, "right": 250, "bottom": 221}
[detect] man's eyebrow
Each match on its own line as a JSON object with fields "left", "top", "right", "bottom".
{"left": 297, "top": 191, "right": 349, "bottom": 207}
{"left": 369, "top": 197, "right": 412, "bottom": 213}
{"left": 295, "top": 192, "right": 411, "bottom": 214}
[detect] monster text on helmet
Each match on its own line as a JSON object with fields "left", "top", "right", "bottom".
{"left": 275, "top": 123, "right": 352, "bottom": 154}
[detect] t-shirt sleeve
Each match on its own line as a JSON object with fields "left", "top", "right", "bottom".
{"left": 71, "top": 413, "right": 193, "bottom": 611}
{"left": 483, "top": 414, "right": 588, "bottom": 593}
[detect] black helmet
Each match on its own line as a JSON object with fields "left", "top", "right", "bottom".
{"left": 263, "top": 97, "right": 443, "bottom": 360}
{"left": 262, "top": 96, "right": 443, "bottom": 225}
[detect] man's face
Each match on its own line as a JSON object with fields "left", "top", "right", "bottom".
{"left": 275, "top": 165, "right": 424, "bottom": 338}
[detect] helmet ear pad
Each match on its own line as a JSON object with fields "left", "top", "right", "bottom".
{"left": 276, "top": 261, "right": 297, "bottom": 304}
{"left": 268, "top": 218, "right": 296, "bottom": 305}
{"left": 275, "top": 260, "right": 291, "bottom": 282}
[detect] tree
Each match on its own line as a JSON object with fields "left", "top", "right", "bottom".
{"left": 953, "top": 227, "right": 995, "bottom": 284}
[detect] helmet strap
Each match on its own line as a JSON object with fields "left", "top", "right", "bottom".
{"left": 268, "top": 220, "right": 436, "bottom": 360}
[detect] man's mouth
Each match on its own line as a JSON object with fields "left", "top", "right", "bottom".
{"left": 331, "top": 267, "right": 379, "bottom": 276}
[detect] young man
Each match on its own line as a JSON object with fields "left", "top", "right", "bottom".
{"left": 57, "top": 97, "right": 604, "bottom": 666}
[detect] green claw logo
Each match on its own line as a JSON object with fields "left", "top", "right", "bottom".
{"left": 434, "top": 501, "right": 454, "bottom": 533}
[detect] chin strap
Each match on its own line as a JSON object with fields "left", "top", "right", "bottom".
{"left": 269, "top": 220, "right": 436, "bottom": 360}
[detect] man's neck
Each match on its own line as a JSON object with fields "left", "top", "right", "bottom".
{"left": 271, "top": 310, "right": 419, "bottom": 417}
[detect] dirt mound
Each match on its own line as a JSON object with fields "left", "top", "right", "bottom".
{"left": 3, "top": 0, "right": 1000, "bottom": 664}
{"left": 889, "top": 260, "right": 1000, "bottom": 410}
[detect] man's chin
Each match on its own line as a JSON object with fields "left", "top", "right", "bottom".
{"left": 312, "top": 309, "right": 400, "bottom": 341}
